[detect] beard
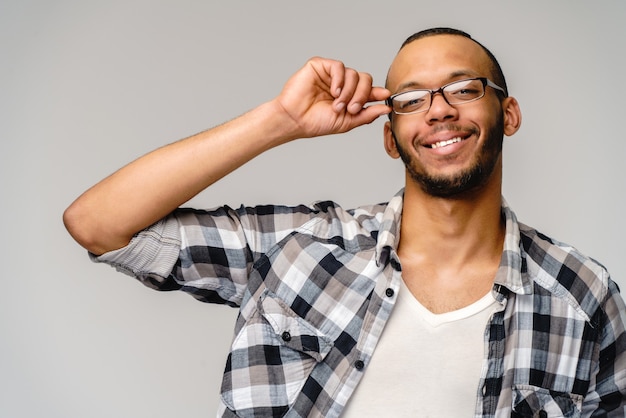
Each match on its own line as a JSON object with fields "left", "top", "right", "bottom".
{"left": 393, "top": 115, "right": 504, "bottom": 198}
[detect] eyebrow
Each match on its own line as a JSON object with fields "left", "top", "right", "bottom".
{"left": 395, "top": 70, "right": 480, "bottom": 92}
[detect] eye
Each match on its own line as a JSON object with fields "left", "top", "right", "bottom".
{"left": 454, "top": 88, "right": 480, "bottom": 96}
{"left": 445, "top": 79, "right": 483, "bottom": 100}
{"left": 394, "top": 90, "right": 429, "bottom": 111}
{"left": 402, "top": 97, "right": 425, "bottom": 108}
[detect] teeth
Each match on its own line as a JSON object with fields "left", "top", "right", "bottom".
{"left": 430, "top": 137, "right": 462, "bottom": 149}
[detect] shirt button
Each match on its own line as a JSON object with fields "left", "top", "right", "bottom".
{"left": 354, "top": 360, "right": 365, "bottom": 370}
{"left": 385, "top": 288, "right": 395, "bottom": 297}
{"left": 281, "top": 331, "right": 292, "bottom": 342}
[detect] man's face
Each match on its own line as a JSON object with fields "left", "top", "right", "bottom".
{"left": 384, "top": 35, "right": 509, "bottom": 198}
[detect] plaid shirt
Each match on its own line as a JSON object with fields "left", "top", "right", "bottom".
{"left": 95, "top": 191, "right": 626, "bottom": 417}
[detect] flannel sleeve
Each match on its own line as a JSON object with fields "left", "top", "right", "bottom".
{"left": 583, "top": 278, "right": 626, "bottom": 417}
{"left": 91, "top": 204, "right": 323, "bottom": 307}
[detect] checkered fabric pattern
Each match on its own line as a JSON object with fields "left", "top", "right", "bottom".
{"left": 94, "top": 191, "right": 626, "bottom": 417}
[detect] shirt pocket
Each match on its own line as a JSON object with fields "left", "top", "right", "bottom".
{"left": 511, "top": 385, "right": 583, "bottom": 418}
{"left": 221, "top": 289, "right": 333, "bottom": 416}
{"left": 258, "top": 289, "right": 334, "bottom": 362}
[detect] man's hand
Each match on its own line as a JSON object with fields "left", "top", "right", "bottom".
{"left": 274, "top": 57, "right": 391, "bottom": 139}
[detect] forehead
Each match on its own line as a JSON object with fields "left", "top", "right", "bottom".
{"left": 387, "top": 35, "right": 492, "bottom": 91}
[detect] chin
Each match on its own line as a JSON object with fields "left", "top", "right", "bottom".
{"left": 409, "top": 157, "right": 498, "bottom": 198}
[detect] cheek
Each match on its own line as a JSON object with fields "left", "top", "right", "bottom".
{"left": 462, "top": 105, "right": 502, "bottom": 137}
{"left": 481, "top": 99, "right": 505, "bottom": 127}
{"left": 392, "top": 118, "right": 422, "bottom": 142}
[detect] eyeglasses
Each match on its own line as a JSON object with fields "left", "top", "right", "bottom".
{"left": 387, "top": 77, "right": 506, "bottom": 115}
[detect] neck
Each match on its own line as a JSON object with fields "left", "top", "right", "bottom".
{"left": 398, "top": 163, "right": 505, "bottom": 272}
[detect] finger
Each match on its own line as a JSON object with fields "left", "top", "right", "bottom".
{"left": 333, "top": 68, "right": 359, "bottom": 112}
{"left": 350, "top": 103, "right": 392, "bottom": 127}
{"left": 368, "top": 86, "right": 392, "bottom": 103}
{"left": 324, "top": 59, "right": 346, "bottom": 99}
{"left": 346, "top": 72, "right": 374, "bottom": 115}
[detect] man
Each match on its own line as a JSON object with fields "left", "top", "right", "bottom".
{"left": 64, "top": 28, "right": 626, "bottom": 417}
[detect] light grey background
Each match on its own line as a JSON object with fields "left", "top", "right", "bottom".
{"left": 2, "top": 1, "right": 625, "bottom": 417}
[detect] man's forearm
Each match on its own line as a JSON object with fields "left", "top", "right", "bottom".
{"left": 63, "top": 100, "right": 296, "bottom": 255}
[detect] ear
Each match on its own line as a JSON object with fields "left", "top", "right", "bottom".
{"left": 502, "top": 96, "right": 522, "bottom": 136}
{"left": 384, "top": 120, "right": 401, "bottom": 159}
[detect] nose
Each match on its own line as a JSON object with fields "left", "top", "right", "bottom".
{"left": 425, "top": 91, "right": 458, "bottom": 123}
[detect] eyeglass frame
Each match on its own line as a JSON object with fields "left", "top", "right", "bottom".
{"left": 386, "top": 77, "right": 506, "bottom": 115}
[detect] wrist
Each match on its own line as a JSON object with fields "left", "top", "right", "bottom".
{"left": 258, "top": 99, "right": 304, "bottom": 145}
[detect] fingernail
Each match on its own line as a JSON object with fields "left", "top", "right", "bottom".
{"left": 349, "top": 103, "right": 361, "bottom": 113}
{"left": 335, "top": 101, "right": 346, "bottom": 112}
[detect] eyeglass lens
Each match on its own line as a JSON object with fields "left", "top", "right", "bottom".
{"left": 392, "top": 78, "right": 486, "bottom": 114}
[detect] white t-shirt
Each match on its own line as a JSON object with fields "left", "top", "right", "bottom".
{"left": 342, "top": 279, "right": 499, "bottom": 417}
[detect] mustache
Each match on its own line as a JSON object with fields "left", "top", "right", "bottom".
{"left": 429, "top": 124, "right": 479, "bottom": 136}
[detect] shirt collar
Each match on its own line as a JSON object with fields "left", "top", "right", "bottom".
{"left": 495, "top": 197, "right": 532, "bottom": 295}
{"left": 374, "top": 191, "right": 531, "bottom": 295}
{"left": 374, "top": 189, "right": 404, "bottom": 265}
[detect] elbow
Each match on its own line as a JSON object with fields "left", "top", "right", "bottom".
{"left": 63, "top": 200, "right": 116, "bottom": 256}
{"left": 63, "top": 201, "right": 97, "bottom": 253}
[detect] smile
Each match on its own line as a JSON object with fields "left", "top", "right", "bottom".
{"left": 428, "top": 136, "right": 464, "bottom": 149}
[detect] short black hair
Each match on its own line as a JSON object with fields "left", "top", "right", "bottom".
{"left": 398, "top": 27, "right": 508, "bottom": 97}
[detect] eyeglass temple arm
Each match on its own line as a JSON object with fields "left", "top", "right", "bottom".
{"left": 486, "top": 79, "right": 506, "bottom": 96}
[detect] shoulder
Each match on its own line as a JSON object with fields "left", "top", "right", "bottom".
{"left": 173, "top": 200, "right": 391, "bottom": 244}
{"left": 175, "top": 200, "right": 389, "bottom": 222}
{"left": 294, "top": 200, "right": 390, "bottom": 249}
{"left": 517, "top": 222, "right": 617, "bottom": 318}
